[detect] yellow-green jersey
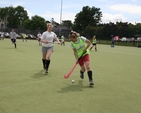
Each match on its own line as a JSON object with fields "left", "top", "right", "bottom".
{"left": 23, "top": 34, "right": 27, "bottom": 39}
{"left": 92, "top": 39, "right": 97, "bottom": 44}
{"left": 61, "top": 36, "right": 65, "bottom": 42}
{"left": 70, "top": 36, "right": 90, "bottom": 58}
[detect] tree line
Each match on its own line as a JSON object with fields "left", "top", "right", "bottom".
{"left": 0, "top": 5, "right": 141, "bottom": 40}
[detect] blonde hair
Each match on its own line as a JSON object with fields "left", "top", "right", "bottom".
{"left": 68, "top": 30, "right": 80, "bottom": 38}
{"left": 47, "top": 23, "right": 53, "bottom": 28}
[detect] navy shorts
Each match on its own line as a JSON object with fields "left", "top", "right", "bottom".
{"left": 11, "top": 39, "right": 16, "bottom": 43}
{"left": 92, "top": 43, "right": 96, "bottom": 45}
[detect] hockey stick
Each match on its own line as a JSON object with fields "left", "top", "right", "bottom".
{"left": 64, "top": 53, "right": 84, "bottom": 79}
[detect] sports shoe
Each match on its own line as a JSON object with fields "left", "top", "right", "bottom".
{"left": 80, "top": 70, "right": 84, "bottom": 79}
{"left": 89, "top": 79, "right": 94, "bottom": 86}
{"left": 45, "top": 69, "right": 48, "bottom": 73}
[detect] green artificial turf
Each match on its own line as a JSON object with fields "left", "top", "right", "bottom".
{"left": 0, "top": 39, "right": 141, "bottom": 113}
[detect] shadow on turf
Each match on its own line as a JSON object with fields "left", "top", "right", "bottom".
{"left": 4, "top": 47, "right": 25, "bottom": 52}
{"left": 31, "top": 70, "right": 47, "bottom": 79}
{"left": 57, "top": 80, "right": 93, "bottom": 93}
{"left": 4, "top": 47, "right": 15, "bottom": 49}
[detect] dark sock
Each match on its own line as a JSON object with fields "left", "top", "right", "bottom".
{"left": 80, "top": 70, "right": 84, "bottom": 75}
{"left": 87, "top": 71, "right": 93, "bottom": 80}
{"left": 46, "top": 60, "right": 50, "bottom": 69}
{"left": 42, "top": 59, "right": 46, "bottom": 69}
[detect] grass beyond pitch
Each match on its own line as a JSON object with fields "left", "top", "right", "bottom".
{"left": 0, "top": 39, "right": 141, "bottom": 113}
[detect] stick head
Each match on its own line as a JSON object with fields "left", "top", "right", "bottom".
{"left": 64, "top": 75, "right": 68, "bottom": 79}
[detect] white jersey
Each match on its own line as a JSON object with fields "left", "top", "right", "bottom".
{"left": 10, "top": 32, "right": 16, "bottom": 39}
{"left": 37, "top": 33, "right": 41, "bottom": 38}
{"left": 41, "top": 31, "right": 57, "bottom": 47}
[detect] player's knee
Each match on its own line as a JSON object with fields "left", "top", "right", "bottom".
{"left": 83, "top": 68, "right": 86, "bottom": 72}
{"left": 86, "top": 66, "right": 91, "bottom": 71}
{"left": 81, "top": 67, "right": 86, "bottom": 72}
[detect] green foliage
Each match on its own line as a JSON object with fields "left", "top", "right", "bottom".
{"left": 85, "top": 25, "right": 96, "bottom": 38}
{"left": 71, "top": 5, "right": 141, "bottom": 39}
{"left": 73, "top": 6, "right": 102, "bottom": 34}
{"left": 0, "top": 7, "right": 8, "bottom": 22}
{"left": 98, "top": 22, "right": 141, "bottom": 40}
{"left": 1, "top": 6, "right": 29, "bottom": 28}
{"left": 23, "top": 19, "right": 31, "bottom": 29}
{"left": 1, "top": 5, "right": 141, "bottom": 39}
{"left": 0, "top": 6, "right": 46, "bottom": 30}
{"left": 26, "top": 15, "right": 46, "bottom": 30}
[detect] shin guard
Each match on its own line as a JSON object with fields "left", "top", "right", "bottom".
{"left": 87, "top": 71, "right": 93, "bottom": 80}
{"left": 42, "top": 59, "right": 46, "bottom": 69}
{"left": 45, "top": 60, "right": 50, "bottom": 69}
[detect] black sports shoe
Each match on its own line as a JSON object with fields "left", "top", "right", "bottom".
{"left": 89, "top": 79, "right": 94, "bottom": 86}
{"left": 80, "top": 70, "right": 84, "bottom": 79}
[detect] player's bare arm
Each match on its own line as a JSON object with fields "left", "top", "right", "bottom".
{"left": 55, "top": 37, "right": 60, "bottom": 44}
{"left": 83, "top": 39, "right": 91, "bottom": 52}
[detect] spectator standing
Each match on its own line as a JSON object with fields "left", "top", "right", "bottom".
{"left": 111, "top": 35, "right": 115, "bottom": 47}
